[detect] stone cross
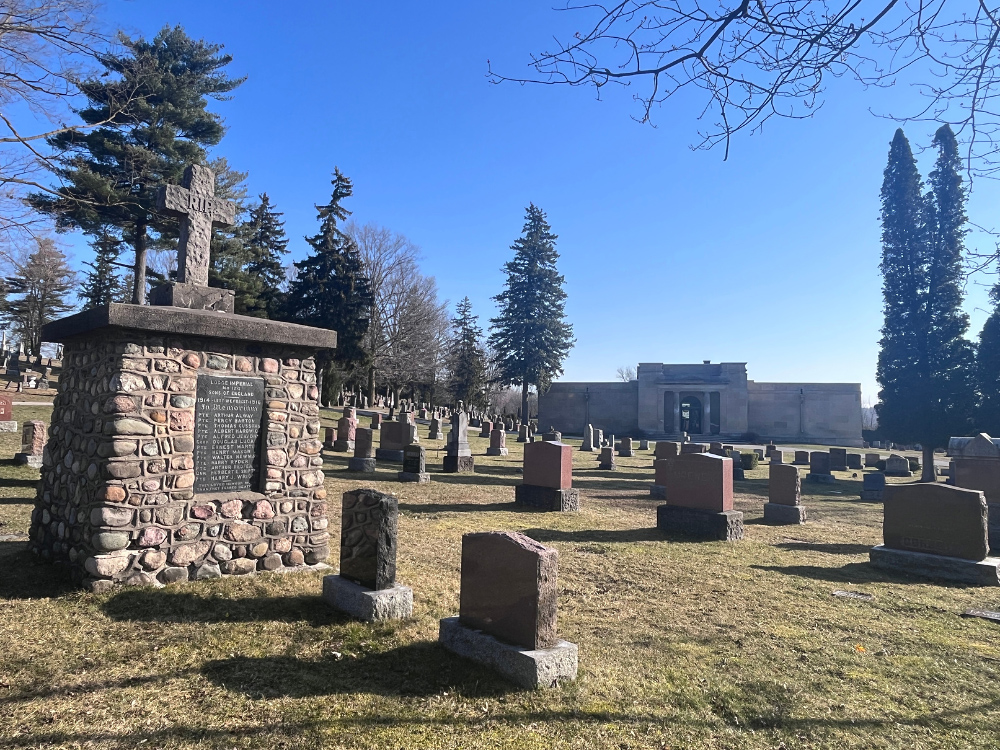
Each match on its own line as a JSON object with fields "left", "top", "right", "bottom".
{"left": 157, "top": 164, "right": 237, "bottom": 286}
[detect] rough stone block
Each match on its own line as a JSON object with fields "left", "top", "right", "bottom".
{"left": 149, "top": 282, "right": 234, "bottom": 313}
{"left": 439, "top": 617, "right": 577, "bottom": 689}
{"left": 514, "top": 484, "right": 580, "bottom": 512}
{"left": 656, "top": 504, "right": 743, "bottom": 541}
{"left": 323, "top": 575, "right": 413, "bottom": 621}
{"left": 0, "top": 421, "right": 17, "bottom": 433}
{"left": 339, "top": 488, "right": 397, "bottom": 589}
{"left": 869, "top": 545, "right": 1000, "bottom": 586}
{"left": 763, "top": 502, "right": 807, "bottom": 524}
{"left": 347, "top": 457, "right": 376, "bottom": 473}
{"left": 443, "top": 455, "right": 475, "bottom": 473}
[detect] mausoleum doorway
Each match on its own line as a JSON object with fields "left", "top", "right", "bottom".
{"left": 680, "top": 396, "right": 702, "bottom": 435}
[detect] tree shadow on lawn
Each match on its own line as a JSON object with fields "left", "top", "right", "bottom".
{"left": 751, "top": 560, "right": 984, "bottom": 587}
{"left": 398, "top": 500, "right": 533, "bottom": 515}
{"left": 0, "top": 475, "right": 39, "bottom": 491}
{"left": 773, "top": 541, "right": 874, "bottom": 555}
{"left": 0, "top": 541, "right": 78, "bottom": 600}
{"left": 201, "top": 642, "right": 521, "bottom": 699}
{"left": 102, "top": 588, "right": 345, "bottom": 625}
{"left": 521, "top": 527, "right": 663, "bottom": 544}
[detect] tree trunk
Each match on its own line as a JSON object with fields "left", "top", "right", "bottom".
{"left": 316, "top": 367, "right": 325, "bottom": 408}
{"left": 921, "top": 444, "right": 936, "bottom": 483}
{"left": 132, "top": 224, "right": 148, "bottom": 305}
{"left": 367, "top": 365, "right": 376, "bottom": 405}
{"left": 520, "top": 380, "right": 530, "bottom": 425}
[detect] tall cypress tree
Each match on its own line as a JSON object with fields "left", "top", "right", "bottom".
{"left": 978, "top": 280, "right": 1000, "bottom": 433}
{"left": 489, "top": 204, "right": 575, "bottom": 421}
{"left": 29, "top": 26, "right": 243, "bottom": 304}
{"left": 80, "top": 230, "right": 127, "bottom": 309}
{"left": 243, "top": 194, "right": 289, "bottom": 317}
{"left": 283, "top": 169, "right": 372, "bottom": 401}
{"left": 447, "top": 297, "right": 488, "bottom": 407}
{"left": 876, "top": 127, "right": 975, "bottom": 479}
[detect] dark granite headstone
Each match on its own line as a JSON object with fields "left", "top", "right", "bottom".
{"left": 883, "top": 483, "right": 988, "bottom": 560}
{"left": 459, "top": 531, "right": 557, "bottom": 649}
{"left": 193, "top": 375, "right": 265, "bottom": 493}
{"left": 403, "top": 444, "right": 426, "bottom": 474}
{"left": 829, "top": 448, "right": 847, "bottom": 472}
{"left": 339, "top": 489, "right": 398, "bottom": 590}
{"left": 809, "top": 452, "right": 831, "bottom": 475}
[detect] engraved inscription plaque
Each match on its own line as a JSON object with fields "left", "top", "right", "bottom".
{"left": 194, "top": 375, "right": 265, "bottom": 493}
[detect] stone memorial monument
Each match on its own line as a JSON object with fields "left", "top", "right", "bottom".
{"left": 0, "top": 394, "right": 16, "bottom": 433}
{"left": 581, "top": 424, "right": 594, "bottom": 452}
{"left": 479, "top": 420, "right": 493, "bottom": 439}
{"left": 770, "top": 449, "right": 785, "bottom": 464}
{"left": 486, "top": 427, "right": 508, "bottom": 456}
{"left": 598, "top": 446, "right": 616, "bottom": 470}
{"left": 439, "top": 531, "right": 578, "bottom": 689}
{"left": 884, "top": 454, "right": 912, "bottom": 478}
{"left": 846, "top": 452, "right": 863, "bottom": 470}
{"left": 428, "top": 417, "right": 443, "bottom": 440}
{"left": 865, "top": 452, "right": 881, "bottom": 468}
{"left": 515, "top": 441, "right": 580, "bottom": 512}
{"left": 681, "top": 442, "right": 709, "bottom": 455}
{"left": 763, "top": 463, "right": 805, "bottom": 524}
{"left": 829, "top": 447, "right": 848, "bottom": 472}
{"left": 655, "top": 452, "right": 743, "bottom": 541}
{"left": 377, "top": 410, "right": 417, "bottom": 462}
{"left": 861, "top": 472, "right": 886, "bottom": 501}
{"left": 322, "top": 488, "right": 412, "bottom": 621}
{"left": 949, "top": 433, "right": 1000, "bottom": 549}
{"left": 333, "top": 407, "right": 357, "bottom": 452}
{"left": 28, "top": 165, "right": 337, "bottom": 590}
{"left": 869, "top": 483, "right": 1000, "bottom": 585}
{"left": 793, "top": 450, "right": 810, "bottom": 465}
{"left": 370, "top": 412, "right": 382, "bottom": 431}
{"left": 15, "top": 420, "right": 47, "bottom": 467}
{"left": 618, "top": 437, "right": 634, "bottom": 458}
{"left": 347, "top": 427, "right": 376, "bottom": 473}
{"left": 806, "top": 451, "right": 835, "bottom": 483}
{"left": 443, "top": 404, "right": 474, "bottom": 473}
{"left": 398, "top": 444, "right": 430, "bottom": 483}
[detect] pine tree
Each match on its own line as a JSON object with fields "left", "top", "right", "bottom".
{"left": 447, "top": 297, "right": 488, "bottom": 406}
{"left": 876, "top": 127, "right": 976, "bottom": 479}
{"left": 3, "top": 239, "right": 76, "bottom": 356}
{"left": 978, "top": 279, "right": 1000, "bottom": 433}
{"left": 489, "top": 204, "right": 575, "bottom": 421}
{"left": 282, "top": 169, "right": 372, "bottom": 401}
{"left": 29, "top": 26, "right": 244, "bottom": 304}
{"left": 80, "top": 230, "right": 127, "bottom": 309}
{"left": 243, "top": 194, "right": 289, "bottom": 317}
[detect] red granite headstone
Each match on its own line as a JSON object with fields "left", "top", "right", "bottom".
{"left": 769, "top": 463, "right": 801, "bottom": 506}
{"left": 522, "top": 440, "right": 572, "bottom": 489}
{"left": 459, "top": 531, "right": 557, "bottom": 649}
{"left": 883, "top": 483, "right": 988, "bottom": 561}
{"left": 0, "top": 395, "right": 11, "bottom": 421}
{"left": 662, "top": 452, "right": 733, "bottom": 511}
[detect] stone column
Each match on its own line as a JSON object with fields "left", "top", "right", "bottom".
{"left": 672, "top": 393, "right": 680, "bottom": 435}
{"left": 703, "top": 392, "right": 712, "bottom": 435}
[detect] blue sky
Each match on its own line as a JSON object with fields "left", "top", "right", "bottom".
{"left": 76, "top": 1, "right": 1000, "bottom": 399}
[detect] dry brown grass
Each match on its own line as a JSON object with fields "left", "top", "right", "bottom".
{"left": 0, "top": 406, "right": 999, "bottom": 749}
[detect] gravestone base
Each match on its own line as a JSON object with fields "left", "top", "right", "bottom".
{"left": 332, "top": 440, "right": 355, "bottom": 453}
{"left": 84, "top": 560, "right": 332, "bottom": 593}
{"left": 733, "top": 468, "right": 745, "bottom": 481}
{"left": 428, "top": 429, "right": 443, "bottom": 440}
{"left": 869, "top": 545, "right": 1000, "bottom": 586}
{"left": 149, "top": 282, "right": 235, "bottom": 313}
{"left": 598, "top": 461, "right": 616, "bottom": 470}
{"left": 806, "top": 473, "right": 836, "bottom": 483}
{"left": 619, "top": 449, "right": 634, "bottom": 458}
{"left": 486, "top": 447, "right": 509, "bottom": 456}
{"left": 656, "top": 505, "right": 744, "bottom": 541}
{"left": 443, "top": 455, "right": 475, "bottom": 473}
{"left": 650, "top": 484, "right": 667, "bottom": 499}
{"left": 579, "top": 445, "right": 593, "bottom": 452}
{"left": 514, "top": 484, "right": 580, "bottom": 512}
{"left": 860, "top": 490, "right": 884, "bottom": 502}
{"left": 347, "top": 457, "right": 376, "bottom": 473}
{"left": 438, "top": 616, "right": 578, "bottom": 690}
{"left": 763, "top": 503, "right": 807, "bottom": 524}
{"left": 14, "top": 453, "right": 43, "bottom": 468}
{"left": 885, "top": 469, "right": 913, "bottom": 478}
{"left": 375, "top": 449, "right": 404, "bottom": 462}
{"left": 398, "top": 471, "right": 430, "bottom": 483}
{"left": 322, "top": 575, "right": 413, "bottom": 621}
{"left": 0, "top": 421, "right": 17, "bottom": 433}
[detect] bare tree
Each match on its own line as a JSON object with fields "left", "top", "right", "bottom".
{"left": 616, "top": 364, "right": 637, "bottom": 381}
{"left": 2, "top": 235, "right": 76, "bottom": 356}
{"left": 347, "top": 221, "right": 450, "bottom": 402}
{"left": 862, "top": 396, "right": 880, "bottom": 432}
{"left": 491, "top": 2, "right": 1000, "bottom": 175}
{"left": 0, "top": 1, "right": 114, "bottom": 244}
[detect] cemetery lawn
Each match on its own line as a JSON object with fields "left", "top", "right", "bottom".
{"left": 1, "top": 406, "right": 999, "bottom": 749}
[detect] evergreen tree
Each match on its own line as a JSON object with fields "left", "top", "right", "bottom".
{"left": 80, "top": 230, "right": 127, "bottom": 309}
{"left": 876, "top": 127, "right": 976, "bottom": 479}
{"left": 282, "top": 169, "right": 372, "bottom": 401}
{"left": 3, "top": 239, "right": 76, "bottom": 356}
{"left": 489, "top": 204, "right": 574, "bottom": 421}
{"left": 243, "top": 194, "right": 290, "bottom": 317}
{"left": 447, "top": 297, "right": 488, "bottom": 407}
{"left": 978, "top": 278, "right": 1000, "bottom": 433}
{"left": 29, "top": 26, "right": 244, "bottom": 304}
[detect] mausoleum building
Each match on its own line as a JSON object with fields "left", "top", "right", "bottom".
{"left": 538, "top": 362, "right": 863, "bottom": 446}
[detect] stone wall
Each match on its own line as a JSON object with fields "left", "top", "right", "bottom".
{"left": 29, "top": 330, "right": 329, "bottom": 591}
{"left": 747, "top": 382, "right": 863, "bottom": 446}
{"left": 536, "top": 382, "right": 638, "bottom": 437}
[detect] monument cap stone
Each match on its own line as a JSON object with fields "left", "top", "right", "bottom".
{"left": 883, "top": 483, "right": 988, "bottom": 560}
{"left": 459, "top": 531, "right": 557, "bottom": 649}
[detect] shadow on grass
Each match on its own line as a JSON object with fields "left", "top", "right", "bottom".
{"left": 751, "top": 561, "right": 977, "bottom": 587}
{"left": 0, "top": 475, "right": 39, "bottom": 490}
{"left": 399, "top": 501, "right": 525, "bottom": 514}
{"left": 0, "top": 541, "right": 77, "bottom": 600}
{"left": 522, "top": 527, "right": 663, "bottom": 544}
{"left": 774, "top": 541, "right": 873, "bottom": 555}
{"left": 426, "top": 473, "right": 519, "bottom": 488}
{"left": 201, "top": 643, "right": 520, "bottom": 699}
{"left": 102, "top": 589, "right": 343, "bottom": 625}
